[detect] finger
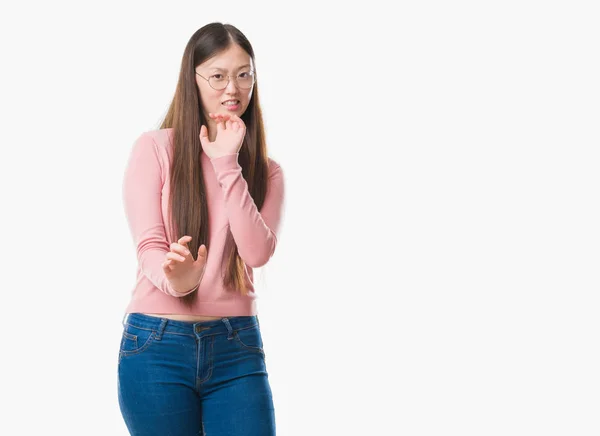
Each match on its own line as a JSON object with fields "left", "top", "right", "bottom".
{"left": 162, "top": 261, "right": 173, "bottom": 273}
{"left": 195, "top": 244, "right": 208, "bottom": 263}
{"left": 233, "top": 115, "right": 245, "bottom": 131}
{"left": 178, "top": 235, "right": 192, "bottom": 245}
{"left": 179, "top": 241, "right": 190, "bottom": 256}
{"left": 170, "top": 242, "right": 190, "bottom": 257}
{"left": 166, "top": 252, "right": 187, "bottom": 262}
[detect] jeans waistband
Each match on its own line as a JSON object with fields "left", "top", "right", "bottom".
{"left": 122, "top": 313, "right": 260, "bottom": 339}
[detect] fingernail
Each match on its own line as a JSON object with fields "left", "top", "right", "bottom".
{"left": 185, "top": 250, "right": 190, "bottom": 255}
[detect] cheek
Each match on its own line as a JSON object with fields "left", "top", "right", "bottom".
{"left": 199, "top": 92, "right": 221, "bottom": 112}
{"left": 243, "top": 91, "right": 253, "bottom": 107}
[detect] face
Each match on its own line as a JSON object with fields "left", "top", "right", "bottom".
{"left": 195, "top": 44, "right": 255, "bottom": 123}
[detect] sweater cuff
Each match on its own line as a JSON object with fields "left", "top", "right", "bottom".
{"left": 169, "top": 281, "right": 200, "bottom": 298}
{"left": 210, "top": 153, "right": 240, "bottom": 172}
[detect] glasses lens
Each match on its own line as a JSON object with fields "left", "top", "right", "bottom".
{"left": 209, "top": 76, "right": 228, "bottom": 90}
{"left": 236, "top": 72, "right": 255, "bottom": 89}
{"left": 209, "top": 72, "right": 255, "bottom": 90}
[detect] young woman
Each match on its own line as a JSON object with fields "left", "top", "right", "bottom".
{"left": 118, "top": 22, "right": 284, "bottom": 435}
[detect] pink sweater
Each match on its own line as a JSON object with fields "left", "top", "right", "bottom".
{"left": 122, "top": 128, "right": 285, "bottom": 316}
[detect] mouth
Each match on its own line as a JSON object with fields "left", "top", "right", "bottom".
{"left": 222, "top": 99, "right": 240, "bottom": 111}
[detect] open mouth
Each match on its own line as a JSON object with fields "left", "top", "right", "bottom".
{"left": 222, "top": 100, "right": 240, "bottom": 110}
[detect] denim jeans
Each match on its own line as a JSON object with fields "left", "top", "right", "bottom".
{"left": 117, "top": 313, "right": 276, "bottom": 435}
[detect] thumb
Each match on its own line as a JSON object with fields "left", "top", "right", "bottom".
{"left": 199, "top": 125, "right": 209, "bottom": 146}
{"left": 196, "top": 244, "right": 207, "bottom": 262}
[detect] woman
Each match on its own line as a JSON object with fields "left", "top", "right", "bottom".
{"left": 118, "top": 22, "right": 284, "bottom": 435}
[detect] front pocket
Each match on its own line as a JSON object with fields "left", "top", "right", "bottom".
{"left": 233, "top": 325, "right": 264, "bottom": 356}
{"left": 121, "top": 331, "right": 138, "bottom": 351}
{"left": 119, "top": 324, "right": 156, "bottom": 356}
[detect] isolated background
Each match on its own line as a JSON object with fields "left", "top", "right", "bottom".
{"left": 1, "top": 1, "right": 598, "bottom": 434}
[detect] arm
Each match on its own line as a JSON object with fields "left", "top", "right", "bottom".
{"left": 210, "top": 154, "right": 285, "bottom": 268}
{"left": 122, "top": 133, "right": 191, "bottom": 297}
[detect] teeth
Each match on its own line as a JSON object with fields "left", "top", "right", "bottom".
{"left": 223, "top": 100, "right": 239, "bottom": 106}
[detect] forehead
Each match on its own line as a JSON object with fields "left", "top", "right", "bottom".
{"left": 201, "top": 44, "right": 253, "bottom": 71}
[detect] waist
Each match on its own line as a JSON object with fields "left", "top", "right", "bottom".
{"left": 144, "top": 313, "right": 223, "bottom": 322}
{"left": 126, "top": 283, "right": 257, "bottom": 318}
{"left": 123, "top": 312, "right": 259, "bottom": 336}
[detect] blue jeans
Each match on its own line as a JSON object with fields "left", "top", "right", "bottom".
{"left": 117, "top": 313, "right": 276, "bottom": 435}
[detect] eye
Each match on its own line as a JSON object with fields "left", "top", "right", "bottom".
{"left": 212, "top": 74, "right": 224, "bottom": 79}
{"left": 238, "top": 72, "right": 249, "bottom": 78}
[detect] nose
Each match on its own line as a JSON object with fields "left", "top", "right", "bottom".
{"left": 225, "top": 76, "right": 241, "bottom": 92}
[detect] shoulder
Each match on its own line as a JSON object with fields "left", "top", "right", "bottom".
{"left": 130, "top": 128, "right": 174, "bottom": 165}
{"left": 135, "top": 128, "right": 173, "bottom": 151}
{"left": 266, "top": 156, "right": 285, "bottom": 189}
{"left": 127, "top": 129, "right": 174, "bottom": 180}
{"left": 267, "top": 156, "right": 283, "bottom": 177}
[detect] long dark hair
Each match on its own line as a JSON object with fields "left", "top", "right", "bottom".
{"left": 159, "top": 22, "right": 269, "bottom": 308}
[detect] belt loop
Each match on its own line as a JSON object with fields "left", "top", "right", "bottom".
{"left": 155, "top": 318, "right": 168, "bottom": 341}
{"left": 222, "top": 317, "right": 234, "bottom": 340}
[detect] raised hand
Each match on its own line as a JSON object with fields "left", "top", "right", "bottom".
{"left": 162, "top": 235, "right": 208, "bottom": 296}
{"left": 199, "top": 113, "right": 246, "bottom": 159}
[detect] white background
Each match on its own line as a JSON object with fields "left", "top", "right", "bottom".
{"left": 1, "top": 1, "right": 598, "bottom": 434}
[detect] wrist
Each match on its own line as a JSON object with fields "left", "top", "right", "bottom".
{"left": 210, "top": 152, "right": 239, "bottom": 160}
{"left": 210, "top": 153, "right": 240, "bottom": 172}
{"left": 169, "top": 281, "right": 200, "bottom": 297}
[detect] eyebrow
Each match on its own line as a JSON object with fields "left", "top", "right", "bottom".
{"left": 209, "top": 64, "right": 251, "bottom": 72}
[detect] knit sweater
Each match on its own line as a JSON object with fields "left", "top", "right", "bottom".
{"left": 121, "top": 128, "right": 285, "bottom": 316}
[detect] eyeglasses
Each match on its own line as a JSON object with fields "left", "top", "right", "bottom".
{"left": 195, "top": 70, "right": 255, "bottom": 90}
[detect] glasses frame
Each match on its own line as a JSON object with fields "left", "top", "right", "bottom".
{"left": 195, "top": 70, "right": 256, "bottom": 90}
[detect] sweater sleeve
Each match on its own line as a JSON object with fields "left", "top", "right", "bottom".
{"left": 210, "top": 153, "right": 285, "bottom": 268}
{"left": 122, "top": 133, "right": 194, "bottom": 297}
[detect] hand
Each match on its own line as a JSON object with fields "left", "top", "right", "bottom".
{"left": 162, "top": 235, "right": 208, "bottom": 295}
{"left": 200, "top": 113, "right": 246, "bottom": 159}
